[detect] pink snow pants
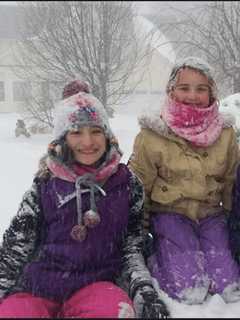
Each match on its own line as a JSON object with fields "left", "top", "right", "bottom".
{"left": 0, "top": 281, "right": 135, "bottom": 318}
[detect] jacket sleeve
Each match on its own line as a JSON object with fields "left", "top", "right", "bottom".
{"left": 223, "top": 127, "right": 240, "bottom": 211}
{"left": 0, "top": 179, "right": 42, "bottom": 298}
{"left": 229, "top": 164, "right": 240, "bottom": 262}
{"left": 121, "top": 170, "right": 155, "bottom": 300}
{"left": 128, "top": 130, "right": 158, "bottom": 232}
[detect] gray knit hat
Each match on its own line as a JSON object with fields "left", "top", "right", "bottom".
{"left": 53, "top": 92, "right": 115, "bottom": 140}
{"left": 166, "top": 56, "right": 217, "bottom": 102}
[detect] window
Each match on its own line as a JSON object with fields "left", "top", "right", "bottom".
{"left": 13, "top": 81, "right": 31, "bottom": 101}
{"left": 0, "top": 82, "right": 5, "bottom": 101}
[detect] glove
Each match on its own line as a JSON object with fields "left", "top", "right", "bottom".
{"left": 133, "top": 285, "right": 170, "bottom": 318}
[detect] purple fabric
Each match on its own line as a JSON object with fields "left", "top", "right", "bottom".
{"left": 148, "top": 212, "right": 240, "bottom": 301}
{"left": 20, "top": 164, "right": 131, "bottom": 302}
{"left": 200, "top": 213, "right": 240, "bottom": 294}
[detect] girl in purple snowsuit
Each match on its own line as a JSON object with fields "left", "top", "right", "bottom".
{"left": 129, "top": 57, "right": 240, "bottom": 304}
{"left": 0, "top": 81, "right": 169, "bottom": 318}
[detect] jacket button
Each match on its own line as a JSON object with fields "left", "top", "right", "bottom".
{"left": 203, "top": 151, "right": 208, "bottom": 157}
{"left": 162, "top": 186, "right": 168, "bottom": 192}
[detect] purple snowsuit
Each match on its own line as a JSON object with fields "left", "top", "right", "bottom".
{"left": 18, "top": 165, "right": 131, "bottom": 301}
{"left": 148, "top": 211, "right": 240, "bottom": 303}
{"left": 0, "top": 161, "right": 158, "bottom": 317}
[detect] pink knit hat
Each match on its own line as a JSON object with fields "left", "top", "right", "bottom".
{"left": 53, "top": 91, "right": 115, "bottom": 141}
{"left": 62, "top": 80, "right": 90, "bottom": 99}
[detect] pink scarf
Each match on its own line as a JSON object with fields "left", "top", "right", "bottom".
{"left": 46, "top": 145, "right": 122, "bottom": 183}
{"left": 161, "top": 98, "right": 224, "bottom": 147}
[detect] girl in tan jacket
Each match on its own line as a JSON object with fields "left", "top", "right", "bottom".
{"left": 129, "top": 57, "right": 240, "bottom": 304}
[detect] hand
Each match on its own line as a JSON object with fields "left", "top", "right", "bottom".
{"left": 133, "top": 285, "right": 170, "bottom": 318}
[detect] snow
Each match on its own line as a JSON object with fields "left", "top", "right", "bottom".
{"left": 1, "top": 93, "right": 240, "bottom": 317}
{"left": 220, "top": 92, "right": 240, "bottom": 128}
{"left": 169, "top": 56, "right": 214, "bottom": 82}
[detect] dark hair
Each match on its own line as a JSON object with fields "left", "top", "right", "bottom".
{"left": 48, "top": 138, "right": 75, "bottom": 165}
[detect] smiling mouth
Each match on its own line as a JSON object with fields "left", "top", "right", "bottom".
{"left": 82, "top": 152, "right": 96, "bottom": 155}
{"left": 77, "top": 150, "right": 98, "bottom": 155}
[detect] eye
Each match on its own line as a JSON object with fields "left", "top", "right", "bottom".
{"left": 176, "top": 86, "right": 189, "bottom": 92}
{"left": 91, "top": 127, "right": 104, "bottom": 135}
{"left": 197, "top": 86, "right": 209, "bottom": 93}
{"left": 69, "top": 130, "right": 81, "bottom": 136}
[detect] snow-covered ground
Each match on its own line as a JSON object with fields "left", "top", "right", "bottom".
{"left": 1, "top": 94, "right": 240, "bottom": 317}
{"left": 220, "top": 92, "right": 240, "bottom": 128}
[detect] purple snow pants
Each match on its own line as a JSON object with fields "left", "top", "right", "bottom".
{"left": 148, "top": 212, "right": 240, "bottom": 302}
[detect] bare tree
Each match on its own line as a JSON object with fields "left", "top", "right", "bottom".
{"left": 13, "top": 1, "right": 153, "bottom": 127}
{"left": 151, "top": 1, "right": 240, "bottom": 97}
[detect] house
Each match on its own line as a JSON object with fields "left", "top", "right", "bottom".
{"left": 120, "top": 15, "right": 175, "bottom": 111}
{"left": 0, "top": 5, "right": 28, "bottom": 113}
{"left": 0, "top": 5, "right": 175, "bottom": 114}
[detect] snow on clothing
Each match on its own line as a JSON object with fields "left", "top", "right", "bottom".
{"left": 0, "top": 160, "right": 153, "bottom": 317}
{"left": 129, "top": 108, "right": 240, "bottom": 303}
{"left": 21, "top": 163, "right": 136, "bottom": 301}
{"left": 149, "top": 212, "right": 240, "bottom": 303}
{"left": 0, "top": 87, "right": 169, "bottom": 318}
{"left": 166, "top": 56, "right": 217, "bottom": 103}
{"left": 53, "top": 92, "right": 115, "bottom": 141}
{"left": 161, "top": 98, "right": 224, "bottom": 147}
{"left": 130, "top": 111, "right": 239, "bottom": 224}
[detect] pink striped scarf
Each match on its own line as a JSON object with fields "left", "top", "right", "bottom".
{"left": 161, "top": 98, "right": 224, "bottom": 147}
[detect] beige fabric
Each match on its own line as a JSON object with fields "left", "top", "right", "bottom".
{"left": 129, "top": 126, "right": 240, "bottom": 224}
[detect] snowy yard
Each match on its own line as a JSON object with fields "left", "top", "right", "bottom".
{"left": 1, "top": 94, "right": 240, "bottom": 317}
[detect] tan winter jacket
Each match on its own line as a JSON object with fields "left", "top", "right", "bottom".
{"left": 129, "top": 112, "right": 240, "bottom": 229}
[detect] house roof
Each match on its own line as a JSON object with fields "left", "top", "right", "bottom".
{"left": 134, "top": 15, "right": 176, "bottom": 64}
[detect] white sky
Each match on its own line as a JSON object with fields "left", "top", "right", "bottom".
{"left": 134, "top": 1, "right": 205, "bottom": 15}
{"left": 0, "top": 1, "right": 17, "bottom": 5}
{"left": 1, "top": 93, "right": 240, "bottom": 317}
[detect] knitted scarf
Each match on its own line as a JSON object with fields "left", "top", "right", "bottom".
{"left": 161, "top": 98, "right": 224, "bottom": 147}
{"left": 45, "top": 144, "right": 122, "bottom": 241}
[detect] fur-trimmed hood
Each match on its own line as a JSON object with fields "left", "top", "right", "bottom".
{"left": 138, "top": 110, "right": 236, "bottom": 139}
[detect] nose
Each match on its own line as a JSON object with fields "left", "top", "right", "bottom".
{"left": 186, "top": 88, "right": 198, "bottom": 102}
{"left": 81, "top": 132, "right": 94, "bottom": 147}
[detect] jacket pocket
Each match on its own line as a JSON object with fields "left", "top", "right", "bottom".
{"left": 158, "top": 165, "right": 192, "bottom": 183}
{"left": 151, "top": 176, "right": 182, "bottom": 205}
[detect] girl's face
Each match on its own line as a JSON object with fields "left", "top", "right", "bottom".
{"left": 170, "top": 68, "right": 211, "bottom": 108}
{"left": 66, "top": 126, "right": 107, "bottom": 166}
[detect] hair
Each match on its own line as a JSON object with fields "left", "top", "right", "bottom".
{"left": 166, "top": 57, "right": 218, "bottom": 104}
{"left": 48, "top": 137, "right": 75, "bottom": 165}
